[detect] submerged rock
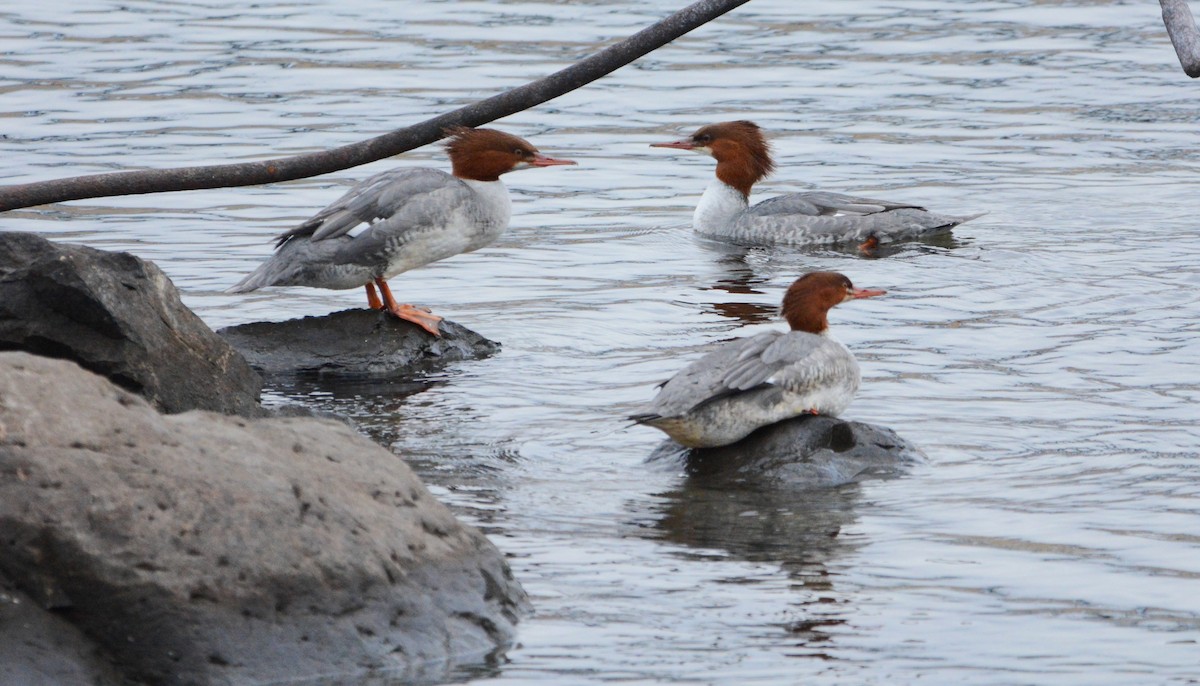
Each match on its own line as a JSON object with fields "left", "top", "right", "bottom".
{"left": 0, "top": 352, "right": 528, "bottom": 685}
{"left": 219, "top": 309, "right": 500, "bottom": 378}
{"left": 0, "top": 231, "right": 262, "bottom": 417}
{"left": 647, "top": 414, "right": 924, "bottom": 489}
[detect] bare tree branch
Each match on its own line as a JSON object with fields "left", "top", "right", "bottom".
{"left": 1162, "top": 0, "right": 1200, "bottom": 77}
{"left": 0, "top": 0, "right": 751, "bottom": 212}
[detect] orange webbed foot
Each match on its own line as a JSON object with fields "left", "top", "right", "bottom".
{"left": 373, "top": 277, "right": 443, "bottom": 336}
{"left": 388, "top": 303, "right": 443, "bottom": 337}
{"left": 858, "top": 234, "right": 880, "bottom": 255}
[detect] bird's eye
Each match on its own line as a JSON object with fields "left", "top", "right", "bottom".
{"left": 695, "top": 134, "right": 711, "bottom": 144}
{"left": 514, "top": 147, "right": 527, "bottom": 156}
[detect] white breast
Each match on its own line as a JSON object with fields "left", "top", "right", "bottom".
{"left": 463, "top": 179, "right": 513, "bottom": 231}
{"left": 693, "top": 179, "right": 748, "bottom": 238}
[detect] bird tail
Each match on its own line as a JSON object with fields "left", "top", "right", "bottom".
{"left": 226, "top": 262, "right": 276, "bottom": 294}
{"left": 916, "top": 210, "right": 986, "bottom": 235}
{"left": 627, "top": 413, "right": 662, "bottom": 427}
{"left": 225, "top": 267, "right": 265, "bottom": 292}
{"left": 950, "top": 211, "right": 987, "bottom": 226}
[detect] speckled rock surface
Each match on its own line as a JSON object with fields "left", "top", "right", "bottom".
{"left": 0, "top": 351, "right": 527, "bottom": 685}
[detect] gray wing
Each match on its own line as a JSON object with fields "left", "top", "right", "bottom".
{"left": 647, "top": 330, "right": 843, "bottom": 418}
{"left": 275, "top": 168, "right": 466, "bottom": 246}
{"left": 747, "top": 191, "right": 925, "bottom": 218}
{"left": 753, "top": 333, "right": 858, "bottom": 396}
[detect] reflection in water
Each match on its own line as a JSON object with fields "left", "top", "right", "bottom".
{"left": 262, "top": 374, "right": 440, "bottom": 442}
{"left": 630, "top": 416, "right": 923, "bottom": 660}
{"left": 647, "top": 480, "right": 861, "bottom": 565}
{"left": 855, "top": 231, "right": 966, "bottom": 259}
{"left": 694, "top": 232, "right": 969, "bottom": 326}
{"left": 706, "top": 297, "right": 777, "bottom": 325}
{"left": 639, "top": 480, "right": 864, "bottom": 658}
{"left": 701, "top": 255, "right": 775, "bottom": 324}
{"left": 264, "top": 375, "right": 437, "bottom": 409}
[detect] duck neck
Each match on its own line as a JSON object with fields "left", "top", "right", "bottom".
{"left": 787, "top": 313, "right": 829, "bottom": 336}
{"left": 783, "top": 296, "right": 831, "bottom": 335}
{"left": 462, "top": 178, "right": 512, "bottom": 228}
{"left": 693, "top": 178, "right": 749, "bottom": 234}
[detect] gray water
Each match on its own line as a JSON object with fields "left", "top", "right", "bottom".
{"left": 3, "top": 0, "right": 1199, "bottom": 683}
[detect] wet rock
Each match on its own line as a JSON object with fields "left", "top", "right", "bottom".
{"left": 0, "top": 231, "right": 262, "bottom": 417}
{"left": 647, "top": 414, "right": 924, "bottom": 489}
{"left": 0, "top": 352, "right": 528, "bottom": 685}
{"left": 219, "top": 309, "right": 500, "bottom": 378}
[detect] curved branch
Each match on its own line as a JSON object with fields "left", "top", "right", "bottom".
{"left": 1162, "top": 0, "right": 1200, "bottom": 77}
{"left": 0, "top": 0, "right": 751, "bottom": 212}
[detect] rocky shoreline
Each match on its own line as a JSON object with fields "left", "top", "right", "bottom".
{"left": 0, "top": 233, "right": 523, "bottom": 685}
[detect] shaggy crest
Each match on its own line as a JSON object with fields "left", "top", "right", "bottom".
{"left": 693, "top": 120, "right": 775, "bottom": 197}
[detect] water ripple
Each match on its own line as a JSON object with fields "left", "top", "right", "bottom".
{"left": 4, "top": 0, "right": 1199, "bottom": 683}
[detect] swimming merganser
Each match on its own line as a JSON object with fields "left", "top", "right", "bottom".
{"left": 630, "top": 271, "right": 885, "bottom": 448}
{"left": 651, "top": 121, "right": 981, "bottom": 247}
{"left": 229, "top": 127, "right": 575, "bottom": 335}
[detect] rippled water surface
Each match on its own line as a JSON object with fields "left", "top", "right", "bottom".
{"left": 4, "top": 0, "right": 1199, "bottom": 683}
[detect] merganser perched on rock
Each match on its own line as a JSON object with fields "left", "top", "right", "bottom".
{"left": 630, "top": 272, "right": 885, "bottom": 448}
{"left": 651, "top": 121, "right": 981, "bottom": 247}
{"left": 229, "top": 127, "right": 575, "bottom": 335}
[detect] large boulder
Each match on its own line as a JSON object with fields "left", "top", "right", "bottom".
{"left": 647, "top": 414, "right": 924, "bottom": 489}
{"left": 0, "top": 231, "right": 261, "bottom": 417}
{"left": 0, "top": 352, "right": 528, "bottom": 685}
{"left": 219, "top": 309, "right": 500, "bottom": 378}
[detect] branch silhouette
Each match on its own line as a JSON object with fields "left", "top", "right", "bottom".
{"left": 1161, "top": 0, "right": 1200, "bottom": 77}
{"left": 0, "top": 0, "right": 751, "bottom": 212}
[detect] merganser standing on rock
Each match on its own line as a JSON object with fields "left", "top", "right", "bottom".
{"left": 229, "top": 127, "right": 575, "bottom": 335}
{"left": 651, "top": 121, "right": 981, "bottom": 247}
{"left": 630, "top": 272, "right": 885, "bottom": 448}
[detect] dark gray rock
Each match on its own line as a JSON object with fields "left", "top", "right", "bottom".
{"left": 0, "top": 352, "right": 528, "bottom": 685}
{"left": 219, "top": 309, "right": 500, "bottom": 378}
{"left": 0, "top": 570, "right": 126, "bottom": 686}
{"left": 647, "top": 414, "right": 924, "bottom": 489}
{"left": 0, "top": 231, "right": 262, "bottom": 417}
